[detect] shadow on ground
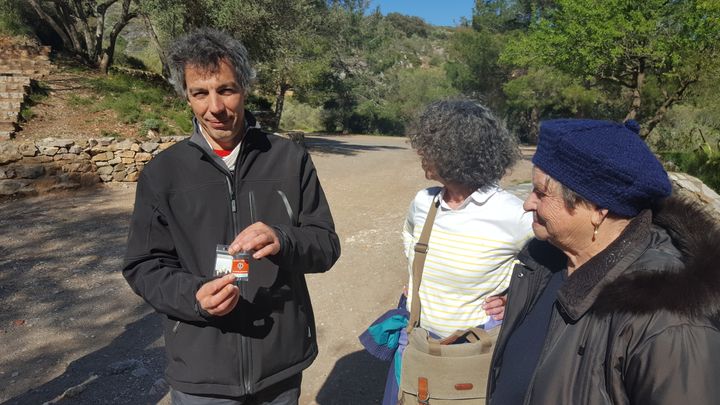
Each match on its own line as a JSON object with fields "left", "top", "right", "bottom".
{"left": 0, "top": 186, "right": 171, "bottom": 404}
{"left": 305, "top": 136, "right": 405, "bottom": 156}
{"left": 315, "top": 350, "right": 389, "bottom": 404}
{"left": 3, "top": 312, "right": 167, "bottom": 405}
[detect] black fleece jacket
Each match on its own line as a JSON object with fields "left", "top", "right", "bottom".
{"left": 123, "top": 112, "right": 340, "bottom": 397}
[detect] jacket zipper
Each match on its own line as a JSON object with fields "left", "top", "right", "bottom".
{"left": 190, "top": 133, "right": 254, "bottom": 394}
{"left": 234, "top": 139, "right": 254, "bottom": 395}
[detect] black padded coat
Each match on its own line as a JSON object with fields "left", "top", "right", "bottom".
{"left": 488, "top": 197, "right": 720, "bottom": 404}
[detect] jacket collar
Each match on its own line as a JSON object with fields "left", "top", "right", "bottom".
{"left": 594, "top": 196, "right": 720, "bottom": 322}
{"left": 188, "top": 110, "right": 261, "bottom": 171}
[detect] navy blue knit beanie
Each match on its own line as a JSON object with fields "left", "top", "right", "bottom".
{"left": 532, "top": 119, "right": 671, "bottom": 217}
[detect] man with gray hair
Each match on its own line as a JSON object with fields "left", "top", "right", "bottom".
{"left": 123, "top": 28, "right": 340, "bottom": 404}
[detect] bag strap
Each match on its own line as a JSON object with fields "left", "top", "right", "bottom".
{"left": 407, "top": 191, "right": 441, "bottom": 333}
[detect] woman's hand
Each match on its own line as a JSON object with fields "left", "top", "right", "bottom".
{"left": 483, "top": 295, "right": 507, "bottom": 321}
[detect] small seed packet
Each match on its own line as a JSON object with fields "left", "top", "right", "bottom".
{"left": 214, "top": 244, "right": 250, "bottom": 281}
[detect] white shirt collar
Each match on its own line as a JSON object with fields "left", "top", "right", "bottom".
{"left": 438, "top": 185, "right": 500, "bottom": 211}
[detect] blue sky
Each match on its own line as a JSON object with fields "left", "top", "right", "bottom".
{"left": 369, "top": 0, "right": 475, "bottom": 27}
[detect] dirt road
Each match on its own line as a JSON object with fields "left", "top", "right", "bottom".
{"left": 0, "top": 135, "right": 532, "bottom": 404}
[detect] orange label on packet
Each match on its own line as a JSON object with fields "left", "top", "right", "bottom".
{"left": 231, "top": 258, "right": 249, "bottom": 277}
{"left": 215, "top": 244, "right": 250, "bottom": 281}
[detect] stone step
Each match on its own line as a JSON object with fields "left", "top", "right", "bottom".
{"left": 0, "top": 45, "right": 50, "bottom": 56}
{"left": 0, "top": 58, "right": 39, "bottom": 67}
{"left": 0, "top": 75, "right": 31, "bottom": 85}
{"left": 1, "top": 110, "right": 19, "bottom": 120}
{"left": 0, "top": 100, "right": 22, "bottom": 109}
{"left": 0, "top": 67, "right": 49, "bottom": 77}
{"left": 0, "top": 56, "right": 50, "bottom": 64}
{"left": 0, "top": 91, "right": 25, "bottom": 99}
{"left": 0, "top": 121, "right": 16, "bottom": 131}
{"left": 0, "top": 65, "right": 51, "bottom": 74}
{"left": 0, "top": 82, "right": 27, "bottom": 92}
{"left": 0, "top": 131, "right": 14, "bottom": 141}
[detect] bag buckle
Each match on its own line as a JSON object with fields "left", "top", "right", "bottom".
{"left": 417, "top": 377, "right": 429, "bottom": 404}
{"left": 414, "top": 242, "right": 429, "bottom": 254}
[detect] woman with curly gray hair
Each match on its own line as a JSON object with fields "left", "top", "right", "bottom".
{"left": 403, "top": 99, "right": 532, "bottom": 337}
{"left": 371, "top": 99, "right": 533, "bottom": 404}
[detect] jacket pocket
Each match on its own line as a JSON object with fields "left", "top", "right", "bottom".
{"left": 253, "top": 273, "right": 315, "bottom": 381}
{"left": 163, "top": 317, "right": 243, "bottom": 387}
{"left": 236, "top": 180, "right": 299, "bottom": 228}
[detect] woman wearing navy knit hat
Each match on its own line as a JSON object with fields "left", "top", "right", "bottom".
{"left": 487, "top": 119, "right": 720, "bottom": 404}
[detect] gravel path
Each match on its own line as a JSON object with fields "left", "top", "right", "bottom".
{"left": 0, "top": 135, "right": 532, "bottom": 404}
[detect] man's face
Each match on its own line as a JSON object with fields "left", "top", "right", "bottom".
{"left": 185, "top": 59, "right": 246, "bottom": 150}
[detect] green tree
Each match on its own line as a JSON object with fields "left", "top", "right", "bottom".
{"left": 27, "top": 0, "right": 141, "bottom": 73}
{"left": 138, "top": 0, "right": 214, "bottom": 78}
{"left": 503, "top": 67, "right": 608, "bottom": 142}
{"left": 312, "top": 2, "right": 456, "bottom": 133}
{"left": 205, "top": 0, "right": 332, "bottom": 129}
{"left": 445, "top": 1, "right": 555, "bottom": 113}
{"left": 0, "top": 0, "right": 32, "bottom": 35}
{"left": 503, "top": 0, "right": 720, "bottom": 138}
{"left": 445, "top": 27, "right": 508, "bottom": 111}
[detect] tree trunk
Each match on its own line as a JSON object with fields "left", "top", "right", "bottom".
{"left": 94, "top": 0, "right": 120, "bottom": 63}
{"left": 29, "top": 0, "right": 93, "bottom": 60}
{"left": 27, "top": 0, "right": 73, "bottom": 50}
{"left": 99, "top": 0, "right": 137, "bottom": 74}
{"left": 624, "top": 58, "right": 645, "bottom": 122}
{"left": 273, "top": 81, "right": 291, "bottom": 131}
{"left": 141, "top": 12, "right": 171, "bottom": 79}
{"left": 72, "top": 0, "right": 96, "bottom": 60}
{"left": 528, "top": 106, "right": 540, "bottom": 144}
{"left": 54, "top": 2, "right": 86, "bottom": 56}
{"left": 640, "top": 76, "right": 698, "bottom": 139}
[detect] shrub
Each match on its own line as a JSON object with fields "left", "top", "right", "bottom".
{"left": 280, "top": 100, "right": 323, "bottom": 132}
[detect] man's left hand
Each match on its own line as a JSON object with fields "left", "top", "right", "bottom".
{"left": 228, "top": 222, "right": 281, "bottom": 260}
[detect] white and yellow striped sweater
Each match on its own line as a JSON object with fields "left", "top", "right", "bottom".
{"left": 403, "top": 186, "right": 533, "bottom": 337}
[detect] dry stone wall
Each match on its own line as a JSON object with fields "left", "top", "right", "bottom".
{"left": 0, "top": 136, "right": 185, "bottom": 198}
{"left": 2, "top": 135, "right": 720, "bottom": 222}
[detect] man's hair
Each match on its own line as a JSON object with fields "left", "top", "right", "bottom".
{"left": 166, "top": 27, "right": 255, "bottom": 97}
{"left": 407, "top": 99, "right": 519, "bottom": 190}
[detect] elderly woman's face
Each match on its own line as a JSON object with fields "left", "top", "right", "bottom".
{"left": 523, "top": 167, "right": 595, "bottom": 250}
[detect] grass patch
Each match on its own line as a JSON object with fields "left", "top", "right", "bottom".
{"left": 19, "top": 81, "right": 51, "bottom": 122}
{"left": 100, "top": 130, "right": 123, "bottom": 139}
{"left": 68, "top": 94, "right": 96, "bottom": 107}
{"left": 80, "top": 71, "right": 191, "bottom": 136}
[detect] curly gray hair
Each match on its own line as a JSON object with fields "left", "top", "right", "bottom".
{"left": 166, "top": 28, "right": 255, "bottom": 97}
{"left": 408, "top": 99, "right": 519, "bottom": 190}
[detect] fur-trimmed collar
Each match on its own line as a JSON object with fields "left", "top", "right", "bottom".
{"left": 593, "top": 197, "right": 720, "bottom": 321}
{"left": 521, "top": 196, "right": 720, "bottom": 323}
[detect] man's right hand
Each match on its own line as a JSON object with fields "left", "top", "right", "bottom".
{"left": 196, "top": 274, "right": 240, "bottom": 316}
